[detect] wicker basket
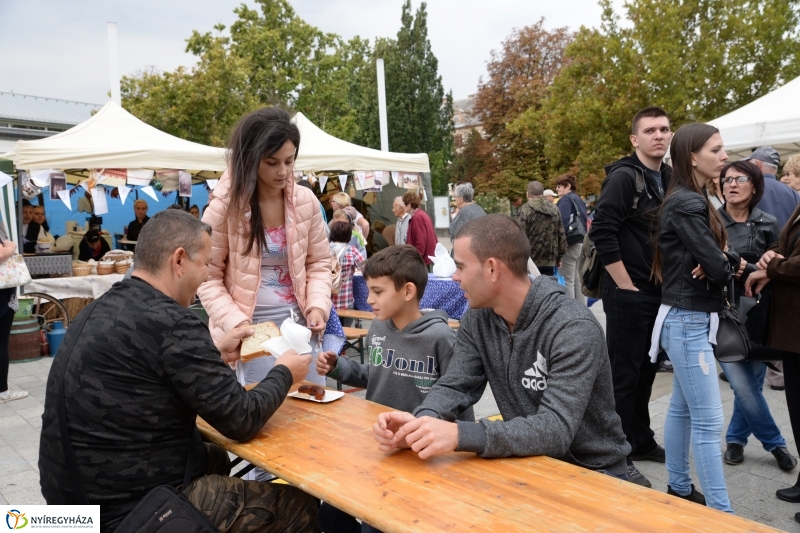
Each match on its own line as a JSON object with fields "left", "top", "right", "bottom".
{"left": 72, "top": 264, "right": 92, "bottom": 277}
{"left": 115, "top": 262, "right": 131, "bottom": 275}
{"left": 104, "top": 250, "right": 134, "bottom": 264}
{"left": 96, "top": 263, "right": 116, "bottom": 275}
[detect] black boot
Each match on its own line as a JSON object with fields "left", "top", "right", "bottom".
{"left": 777, "top": 473, "right": 800, "bottom": 503}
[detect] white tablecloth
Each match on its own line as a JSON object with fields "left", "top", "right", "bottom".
{"left": 24, "top": 274, "right": 124, "bottom": 300}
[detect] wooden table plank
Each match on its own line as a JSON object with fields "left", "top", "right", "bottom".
{"left": 198, "top": 384, "right": 779, "bottom": 533}
{"left": 336, "top": 309, "right": 377, "bottom": 321}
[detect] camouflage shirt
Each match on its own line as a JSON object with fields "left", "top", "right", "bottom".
{"left": 517, "top": 197, "right": 568, "bottom": 267}
{"left": 39, "top": 277, "right": 293, "bottom": 531}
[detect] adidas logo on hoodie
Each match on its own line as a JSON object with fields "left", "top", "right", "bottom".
{"left": 522, "top": 351, "right": 548, "bottom": 391}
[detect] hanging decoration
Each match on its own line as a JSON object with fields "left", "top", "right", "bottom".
{"left": 141, "top": 186, "right": 159, "bottom": 201}
{"left": 117, "top": 186, "right": 132, "bottom": 205}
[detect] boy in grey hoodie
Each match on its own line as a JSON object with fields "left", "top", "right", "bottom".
{"left": 317, "top": 245, "right": 473, "bottom": 533}
{"left": 374, "top": 215, "right": 630, "bottom": 478}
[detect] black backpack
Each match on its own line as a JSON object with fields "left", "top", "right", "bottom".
{"left": 579, "top": 168, "right": 646, "bottom": 298}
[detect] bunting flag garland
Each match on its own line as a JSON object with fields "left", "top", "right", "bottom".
{"left": 118, "top": 186, "right": 132, "bottom": 205}
{"left": 57, "top": 189, "right": 71, "bottom": 210}
{"left": 319, "top": 175, "right": 328, "bottom": 192}
{"left": 141, "top": 186, "right": 159, "bottom": 201}
{"left": 339, "top": 174, "right": 348, "bottom": 192}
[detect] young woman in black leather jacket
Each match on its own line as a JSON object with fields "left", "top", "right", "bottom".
{"left": 650, "top": 123, "right": 741, "bottom": 512}
{"left": 716, "top": 161, "right": 796, "bottom": 473}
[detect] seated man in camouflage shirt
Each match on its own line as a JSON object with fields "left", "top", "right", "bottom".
{"left": 39, "top": 210, "right": 319, "bottom": 532}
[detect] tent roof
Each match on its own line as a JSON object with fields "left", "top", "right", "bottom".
{"left": 292, "top": 112, "right": 430, "bottom": 173}
{"left": 0, "top": 101, "right": 227, "bottom": 172}
{"left": 708, "top": 75, "right": 800, "bottom": 161}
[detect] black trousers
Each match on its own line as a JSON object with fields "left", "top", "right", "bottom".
{"left": 601, "top": 274, "right": 661, "bottom": 455}
{"left": 0, "top": 300, "right": 15, "bottom": 392}
{"left": 783, "top": 357, "right": 800, "bottom": 468}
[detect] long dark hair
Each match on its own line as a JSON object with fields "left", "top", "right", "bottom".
{"left": 652, "top": 123, "right": 727, "bottom": 283}
{"left": 226, "top": 107, "right": 301, "bottom": 255}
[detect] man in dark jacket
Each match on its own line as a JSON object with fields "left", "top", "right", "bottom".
{"left": 373, "top": 215, "right": 630, "bottom": 477}
{"left": 518, "top": 181, "right": 567, "bottom": 276}
{"left": 588, "top": 106, "right": 673, "bottom": 488}
{"left": 39, "top": 210, "right": 318, "bottom": 532}
{"left": 746, "top": 146, "right": 800, "bottom": 229}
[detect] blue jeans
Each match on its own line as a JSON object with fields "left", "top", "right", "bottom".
{"left": 720, "top": 360, "right": 786, "bottom": 451}
{"left": 661, "top": 308, "right": 732, "bottom": 513}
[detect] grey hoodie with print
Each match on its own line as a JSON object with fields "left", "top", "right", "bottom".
{"left": 329, "top": 310, "right": 474, "bottom": 422}
{"left": 414, "top": 276, "right": 630, "bottom": 469}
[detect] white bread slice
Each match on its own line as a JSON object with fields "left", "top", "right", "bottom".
{"left": 240, "top": 322, "right": 280, "bottom": 361}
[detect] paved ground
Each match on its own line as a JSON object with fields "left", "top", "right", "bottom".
{"left": 3, "top": 300, "right": 799, "bottom": 531}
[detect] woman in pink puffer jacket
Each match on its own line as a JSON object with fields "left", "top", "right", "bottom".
{"left": 197, "top": 107, "right": 332, "bottom": 387}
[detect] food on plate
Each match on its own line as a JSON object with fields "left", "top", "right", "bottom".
{"left": 240, "top": 322, "right": 280, "bottom": 358}
{"left": 298, "top": 384, "right": 325, "bottom": 401}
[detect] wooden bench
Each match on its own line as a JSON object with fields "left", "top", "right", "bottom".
{"left": 338, "top": 309, "right": 460, "bottom": 330}
{"left": 342, "top": 326, "right": 369, "bottom": 364}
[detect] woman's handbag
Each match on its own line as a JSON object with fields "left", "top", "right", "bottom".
{"left": 0, "top": 238, "right": 31, "bottom": 289}
{"left": 713, "top": 276, "right": 751, "bottom": 363}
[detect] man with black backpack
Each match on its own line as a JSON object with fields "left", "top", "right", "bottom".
{"left": 588, "top": 106, "right": 673, "bottom": 488}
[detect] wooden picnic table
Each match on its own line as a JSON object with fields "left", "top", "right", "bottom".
{"left": 197, "top": 383, "right": 779, "bottom": 533}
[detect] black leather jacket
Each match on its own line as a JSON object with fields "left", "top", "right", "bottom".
{"left": 658, "top": 188, "right": 740, "bottom": 312}
{"left": 718, "top": 206, "right": 780, "bottom": 298}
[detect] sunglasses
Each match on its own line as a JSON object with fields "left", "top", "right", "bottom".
{"left": 721, "top": 176, "right": 750, "bottom": 185}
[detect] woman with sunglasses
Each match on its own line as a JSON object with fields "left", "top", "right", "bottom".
{"left": 716, "top": 161, "right": 796, "bottom": 472}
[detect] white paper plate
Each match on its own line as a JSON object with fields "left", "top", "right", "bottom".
{"left": 288, "top": 390, "right": 345, "bottom": 403}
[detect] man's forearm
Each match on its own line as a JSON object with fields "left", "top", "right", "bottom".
{"left": 604, "top": 261, "right": 637, "bottom": 290}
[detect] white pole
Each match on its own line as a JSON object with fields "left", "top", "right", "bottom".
{"left": 376, "top": 58, "right": 389, "bottom": 152}
{"left": 107, "top": 22, "right": 121, "bottom": 106}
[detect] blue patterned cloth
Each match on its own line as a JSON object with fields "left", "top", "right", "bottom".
{"left": 352, "top": 273, "right": 469, "bottom": 319}
{"left": 324, "top": 307, "right": 346, "bottom": 354}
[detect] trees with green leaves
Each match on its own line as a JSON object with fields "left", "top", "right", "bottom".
{"left": 355, "top": 1, "right": 454, "bottom": 195}
{"left": 121, "top": 25, "right": 259, "bottom": 147}
{"left": 122, "top": 0, "right": 370, "bottom": 146}
{"left": 537, "top": 0, "right": 800, "bottom": 196}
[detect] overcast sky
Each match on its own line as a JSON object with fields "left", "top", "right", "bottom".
{"left": 0, "top": 0, "right": 625, "bottom": 105}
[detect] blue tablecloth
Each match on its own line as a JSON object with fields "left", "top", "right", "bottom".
{"left": 352, "top": 273, "right": 469, "bottom": 320}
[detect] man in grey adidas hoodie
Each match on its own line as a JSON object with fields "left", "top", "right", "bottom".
{"left": 326, "top": 309, "right": 473, "bottom": 422}
{"left": 374, "top": 215, "right": 630, "bottom": 476}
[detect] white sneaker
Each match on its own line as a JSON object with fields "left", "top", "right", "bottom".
{"left": 0, "top": 389, "right": 28, "bottom": 402}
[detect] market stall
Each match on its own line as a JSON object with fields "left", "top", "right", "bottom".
{"left": 291, "top": 112, "right": 433, "bottom": 225}
{"left": 708, "top": 74, "right": 800, "bottom": 160}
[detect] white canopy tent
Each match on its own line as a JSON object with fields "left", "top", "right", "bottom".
{"left": 292, "top": 112, "right": 430, "bottom": 173}
{"left": 708, "top": 75, "right": 800, "bottom": 161}
{"left": 0, "top": 101, "right": 227, "bottom": 175}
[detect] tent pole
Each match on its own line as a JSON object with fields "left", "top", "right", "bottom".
{"left": 17, "top": 172, "right": 23, "bottom": 252}
{"left": 376, "top": 58, "right": 389, "bottom": 152}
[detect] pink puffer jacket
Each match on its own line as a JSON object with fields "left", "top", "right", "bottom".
{"left": 197, "top": 171, "right": 332, "bottom": 344}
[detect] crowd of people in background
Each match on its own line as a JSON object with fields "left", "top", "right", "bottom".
{"left": 11, "top": 101, "right": 800, "bottom": 531}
